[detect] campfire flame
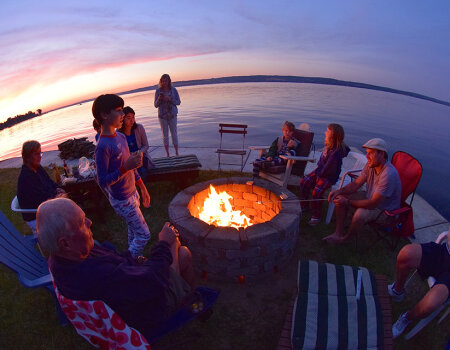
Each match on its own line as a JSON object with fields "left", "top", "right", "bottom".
{"left": 198, "top": 185, "right": 254, "bottom": 229}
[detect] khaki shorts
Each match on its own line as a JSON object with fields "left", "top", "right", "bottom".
{"left": 165, "top": 268, "right": 191, "bottom": 317}
{"left": 347, "top": 192, "right": 386, "bottom": 224}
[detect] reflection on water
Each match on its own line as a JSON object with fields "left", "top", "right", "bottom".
{"left": 0, "top": 83, "right": 449, "bottom": 219}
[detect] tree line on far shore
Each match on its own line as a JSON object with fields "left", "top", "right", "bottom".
{"left": 0, "top": 109, "right": 42, "bottom": 131}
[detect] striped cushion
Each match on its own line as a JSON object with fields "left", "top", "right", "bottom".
{"left": 292, "top": 260, "right": 384, "bottom": 350}
{"left": 148, "top": 154, "right": 201, "bottom": 174}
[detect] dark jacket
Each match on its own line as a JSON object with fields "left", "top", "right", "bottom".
{"left": 314, "top": 145, "right": 350, "bottom": 185}
{"left": 17, "top": 165, "right": 58, "bottom": 221}
{"left": 49, "top": 241, "right": 173, "bottom": 339}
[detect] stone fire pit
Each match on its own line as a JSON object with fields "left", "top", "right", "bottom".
{"left": 168, "top": 177, "right": 301, "bottom": 281}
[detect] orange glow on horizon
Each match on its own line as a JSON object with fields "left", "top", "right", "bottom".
{"left": 0, "top": 50, "right": 394, "bottom": 124}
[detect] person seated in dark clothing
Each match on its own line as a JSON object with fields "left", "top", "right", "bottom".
{"left": 252, "top": 121, "right": 302, "bottom": 178}
{"left": 36, "top": 198, "right": 194, "bottom": 339}
{"left": 17, "top": 140, "right": 66, "bottom": 235}
{"left": 389, "top": 228, "right": 450, "bottom": 339}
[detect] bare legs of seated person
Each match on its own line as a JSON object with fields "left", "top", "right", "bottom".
{"left": 160, "top": 222, "right": 195, "bottom": 288}
{"left": 323, "top": 197, "right": 361, "bottom": 244}
{"left": 389, "top": 243, "right": 449, "bottom": 338}
{"left": 323, "top": 194, "right": 382, "bottom": 244}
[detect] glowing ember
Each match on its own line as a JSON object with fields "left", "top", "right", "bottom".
{"left": 198, "top": 185, "right": 254, "bottom": 229}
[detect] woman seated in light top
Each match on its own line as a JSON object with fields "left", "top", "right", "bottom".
{"left": 118, "top": 106, "right": 153, "bottom": 177}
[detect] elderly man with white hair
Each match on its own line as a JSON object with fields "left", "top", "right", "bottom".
{"left": 36, "top": 197, "right": 194, "bottom": 339}
{"left": 324, "top": 138, "right": 401, "bottom": 244}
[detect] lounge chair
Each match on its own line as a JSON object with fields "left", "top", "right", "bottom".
{"left": 249, "top": 124, "right": 315, "bottom": 188}
{"left": 282, "top": 260, "right": 392, "bottom": 350}
{"left": 146, "top": 154, "right": 202, "bottom": 188}
{"left": 0, "top": 209, "right": 67, "bottom": 325}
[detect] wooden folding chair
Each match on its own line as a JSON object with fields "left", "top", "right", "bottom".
{"left": 216, "top": 123, "right": 248, "bottom": 172}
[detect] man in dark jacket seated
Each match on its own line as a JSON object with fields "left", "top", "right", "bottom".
{"left": 36, "top": 198, "right": 194, "bottom": 339}
{"left": 17, "top": 140, "right": 66, "bottom": 235}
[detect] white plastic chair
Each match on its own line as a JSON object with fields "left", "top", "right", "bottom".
{"left": 404, "top": 229, "right": 450, "bottom": 339}
{"left": 10, "top": 195, "right": 42, "bottom": 252}
{"left": 325, "top": 151, "right": 367, "bottom": 224}
{"left": 11, "top": 196, "right": 37, "bottom": 213}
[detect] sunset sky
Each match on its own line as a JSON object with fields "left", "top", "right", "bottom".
{"left": 1, "top": 0, "right": 449, "bottom": 123}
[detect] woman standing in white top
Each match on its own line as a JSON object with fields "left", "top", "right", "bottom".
{"left": 154, "top": 74, "right": 181, "bottom": 157}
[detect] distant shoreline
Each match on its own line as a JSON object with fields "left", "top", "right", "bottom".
{"left": 125, "top": 75, "right": 450, "bottom": 107}
{"left": 3, "top": 75, "right": 449, "bottom": 130}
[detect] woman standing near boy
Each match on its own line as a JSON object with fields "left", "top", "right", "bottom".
{"left": 300, "top": 123, "right": 349, "bottom": 226}
{"left": 154, "top": 74, "right": 181, "bottom": 157}
{"left": 118, "top": 106, "right": 153, "bottom": 178}
{"left": 93, "top": 94, "right": 151, "bottom": 260}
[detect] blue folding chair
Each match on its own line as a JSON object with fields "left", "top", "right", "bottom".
{"left": 0, "top": 209, "right": 68, "bottom": 325}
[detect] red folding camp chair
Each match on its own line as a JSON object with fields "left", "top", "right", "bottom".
{"left": 368, "top": 151, "right": 423, "bottom": 250}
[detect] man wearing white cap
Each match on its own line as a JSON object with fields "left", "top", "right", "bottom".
{"left": 324, "top": 138, "right": 401, "bottom": 244}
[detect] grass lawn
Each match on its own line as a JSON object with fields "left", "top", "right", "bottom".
{"left": 0, "top": 167, "right": 448, "bottom": 349}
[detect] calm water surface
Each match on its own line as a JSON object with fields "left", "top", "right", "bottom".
{"left": 1, "top": 83, "right": 449, "bottom": 219}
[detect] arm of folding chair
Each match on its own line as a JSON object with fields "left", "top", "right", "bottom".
{"left": 383, "top": 206, "right": 412, "bottom": 217}
{"left": 405, "top": 301, "right": 450, "bottom": 340}
{"left": 325, "top": 168, "right": 364, "bottom": 224}
{"left": 11, "top": 196, "right": 38, "bottom": 213}
{"left": 19, "top": 274, "right": 53, "bottom": 288}
{"left": 279, "top": 155, "right": 316, "bottom": 162}
{"left": 435, "top": 230, "right": 449, "bottom": 244}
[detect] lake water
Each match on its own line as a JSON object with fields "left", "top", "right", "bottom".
{"left": 1, "top": 82, "right": 449, "bottom": 219}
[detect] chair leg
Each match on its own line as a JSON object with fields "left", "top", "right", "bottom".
{"left": 325, "top": 203, "right": 335, "bottom": 224}
{"left": 438, "top": 303, "right": 450, "bottom": 323}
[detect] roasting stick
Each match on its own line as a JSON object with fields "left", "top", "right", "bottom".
{"left": 256, "top": 198, "right": 329, "bottom": 205}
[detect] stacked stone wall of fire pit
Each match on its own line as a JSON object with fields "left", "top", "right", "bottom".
{"left": 168, "top": 177, "right": 301, "bottom": 281}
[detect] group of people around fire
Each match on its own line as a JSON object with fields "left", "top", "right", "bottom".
{"left": 14, "top": 73, "right": 449, "bottom": 342}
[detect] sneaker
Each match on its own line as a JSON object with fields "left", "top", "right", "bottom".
{"left": 308, "top": 217, "right": 320, "bottom": 226}
{"left": 392, "top": 312, "right": 411, "bottom": 339}
{"left": 388, "top": 282, "right": 405, "bottom": 302}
